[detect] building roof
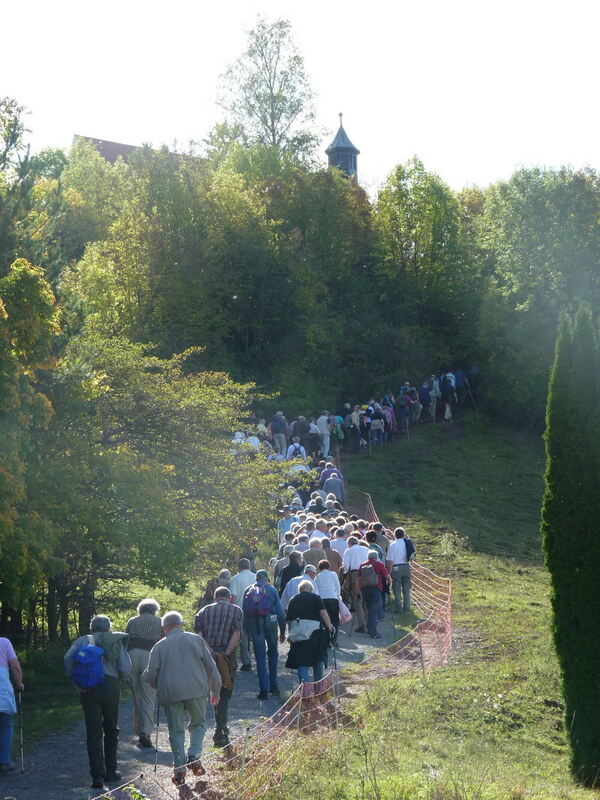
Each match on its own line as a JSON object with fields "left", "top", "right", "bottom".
{"left": 74, "top": 135, "right": 141, "bottom": 163}
{"left": 325, "top": 115, "right": 360, "bottom": 155}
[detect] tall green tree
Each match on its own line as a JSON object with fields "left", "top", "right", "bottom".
{"left": 217, "top": 17, "right": 318, "bottom": 160}
{"left": 0, "top": 258, "right": 60, "bottom": 637}
{"left": 373, "top": 157, "right": 481, "bottom": 383}
{"left": 32, "top": 333, "right": 287, "bottom": 635}
{"left": 541, "top": 303, "right": 600, "bottom": 786}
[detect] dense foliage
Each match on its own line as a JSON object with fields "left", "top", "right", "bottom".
{"left": 541, "top": 304, "right": 600, "bottom": 786}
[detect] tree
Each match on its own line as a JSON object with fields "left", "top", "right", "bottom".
{"left": 541, "top": 303, "right": 600, "bottom": 786}
{"left": 218, "top": 17, "right": 318, "bottom": 160}
{"left": 31, "top": 333, "right": 287, "bottom": 635}
{"left": 373, "top": 157, "right": 482, "bottom": 382}
{"left": 475, "top": 167, "right": 600, "bottom": 426}
{"left": 0, "top": 259, "right": 60, "bottom": 638}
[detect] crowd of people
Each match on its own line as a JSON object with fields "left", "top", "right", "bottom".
{"left": 15, "top": 473, "right": 415, "bottom": 791}
{"left": 0, "top": 395, "right": 430, "bottom": 792}
{"left": 233, "top": 368, "right": 479, "bottom": 459}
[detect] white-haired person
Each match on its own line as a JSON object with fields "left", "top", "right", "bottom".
{"left": 285, "top": 581, "right": 334, "bottom": 683}
{"left": 143, "top": 611, "right": 221, "bottom": 786}
{"left": 125, "top": 598, "right": 164, "bottom": 748}
{"left": 64, "top": 615, "right": 131, "bottom": 790}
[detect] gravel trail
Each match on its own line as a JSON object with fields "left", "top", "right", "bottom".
{"left": 0, "top": 613, "right": 403, "bottom": 800}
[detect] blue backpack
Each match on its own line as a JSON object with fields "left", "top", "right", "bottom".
{"left": 73, "top": 635, "right": 105, "bottom": 689}
{"left": 243, "top": 585, "right": 271, "bottom": 618}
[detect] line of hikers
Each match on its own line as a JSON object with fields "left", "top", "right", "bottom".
{"left": 233, "top": 367, "right": 479, "bottom": 458}
{"left": 48, "top": 458, "right": 417, "bottom": 792}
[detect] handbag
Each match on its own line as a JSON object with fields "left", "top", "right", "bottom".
{"left": 288, "top": 618, "right": 321, "bottom": 642}
{"left": 338, "top": 598, "right": 352, "bottom": 625}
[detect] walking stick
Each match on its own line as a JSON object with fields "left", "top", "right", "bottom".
{"left": 405, "top": 418, "right": 410, "bottom": 440}
{"left": 18, "top": 690, "right": 24, "bottom": 775}
{"left": 154, "top": 702, "right": 160, "bottom": 773}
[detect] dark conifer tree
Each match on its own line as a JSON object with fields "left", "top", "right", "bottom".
{"left": 542, "top": 303, "right": 600, "bottom": 786}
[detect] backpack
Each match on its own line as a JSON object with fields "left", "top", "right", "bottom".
{"left": 242, "top": 585, "right": 271, "bottom": 618}
{"left": 359, "top": 563, "right": 379, "bottom": 589}
{"left": 73, "top": 635, "right": 105, "bottom": 689}
{"left": 291, "top": 444, "right": 302, "bottom": 458}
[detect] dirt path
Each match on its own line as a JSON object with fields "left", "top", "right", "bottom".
{"left": 0, "top": 612, "right": 408, "bottom": 800}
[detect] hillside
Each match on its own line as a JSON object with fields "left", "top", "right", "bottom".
{"left": 265, "top": 414, "right": 595, "bottom": 800}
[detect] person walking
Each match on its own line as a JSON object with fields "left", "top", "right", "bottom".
{"left": 302, "top": 537, "right": 324, "bottom": 569}
{"left": 194, "top": 587, "right": 242, "bottom": 748}
{"left": 321, "top": 538, "right": 342, "bottom": 574}
{"left": 273, "top": 545, "right": 294, "bottom": 590}
{"left": 316, "top": 411, "right": 332, "bottom": 458}
{"left": 143, "top": 611, "right": 221, "bottom": 786}
{"left": 358, "top": 551, "right": 390, "bottom": 638}
{"left": 0, "top": 637, "right": 24, "bottom": 775}
{"left": 125, "top": 598, "right": 164, "bottom": 748}
{"left": 286, "top": 437, "right": 307, "bottom": 460}
{"left": 315, "top": 560, "right": 341, "bottom": 642}
{"left": 285, "top": 581, "right": 334, "bottom": 683}
{"left": 281, "top": 564, "right": 319, "bottom": 611}
{"left": 276, "top": 506, "right": 298, "bottom": 543}
{"left": 341, "top": 537, "right": 368, "bottom": 633}
{"left": 242, "top": 570, "right": 286, "bottom": 700}
{"left": 64, "top": 615, "right": 131, "bottom": 790}
{"left": 270, "top": 411, "right": 289, "bottom": 455}
{"left": 322, "top": 471, "right": 346, "bottom": 505}
{"left": 229, "top": 558, "right": 256, "bottom": 672}
{"left": 386, "top": 527, "right": 416, "bottom": 614}
{"left": 279, "top": 550, "right": 304, "bottom": 595}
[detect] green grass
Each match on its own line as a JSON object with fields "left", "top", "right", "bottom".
{"left": 265, "top": 413, "right": 598, "bottom": 800}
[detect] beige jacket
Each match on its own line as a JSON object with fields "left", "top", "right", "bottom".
{"left": 143, "top": 628, "right": 221, "bottom": 705}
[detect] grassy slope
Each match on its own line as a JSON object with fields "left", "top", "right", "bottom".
{"left": 269, "top": 414, "right": 596, "bottom": 800}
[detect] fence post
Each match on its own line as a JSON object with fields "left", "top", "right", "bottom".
{"left": 418, "top": 636, "right": 426, "bottom": 676}
{"left": 238, "top": 725, "right": 251, "bottom": 794}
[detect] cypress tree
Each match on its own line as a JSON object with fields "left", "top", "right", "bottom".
{"left": 542, "top": 303, "right": 600, "bottom": 786}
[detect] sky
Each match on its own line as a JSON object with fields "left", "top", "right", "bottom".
{"left": 4, "top": 0, "right": 600, "bottom": 194}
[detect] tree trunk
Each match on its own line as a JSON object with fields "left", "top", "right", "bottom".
{"left": 47, "top": 578, "right": 58, "bottom": 642}
{"left": 77, "top": 574, "right": 97, "bottom": 636}
{"left": 59, "top": 589, "right": 71, "bottom": 644}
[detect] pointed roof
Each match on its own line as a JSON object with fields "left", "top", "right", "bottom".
{"left": 325, "top": 114, "right": 360, "bottom": 155}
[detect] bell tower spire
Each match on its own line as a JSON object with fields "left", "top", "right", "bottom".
{"left": 325, "top": 114, "right": 359, "bottom": 179}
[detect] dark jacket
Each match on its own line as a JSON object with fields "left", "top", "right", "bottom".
{"left": 279, "top": 561, "right": 304, "bottom": 594}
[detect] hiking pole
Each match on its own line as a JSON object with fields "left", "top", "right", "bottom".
{"left": 18, "top": 690, "right": 24, "bottom": 775}
{"left": 154, "top": 702, "right": 160, "bottom": 773}
{"left": 405, "top": 418, "right": 410, "bottom": 440}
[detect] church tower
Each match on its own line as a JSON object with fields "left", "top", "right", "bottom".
{"left": 325, "top": 113, "right": 359, "bottom": 178}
